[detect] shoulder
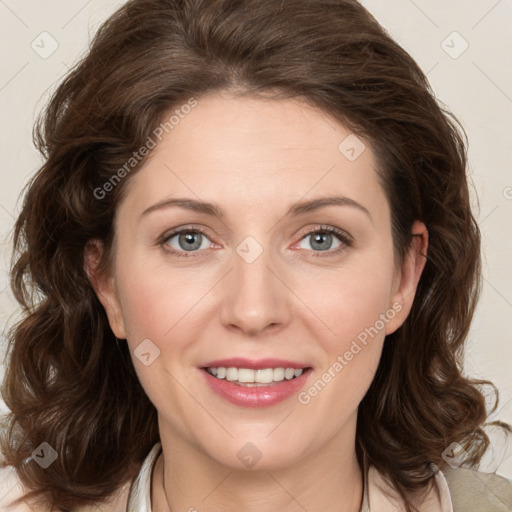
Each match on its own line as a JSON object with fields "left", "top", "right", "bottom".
{"left": 366, "top": 464, "right": 453, "bottom": 511}
{"left": 367, "top": 463, "right": 512, "bottom": 512}
{"left": 441, "top": 466, "right": 512, "bottom": 512}
{"left": 0, "top": 464, "right": 37, "bottom": 511}
{"left": 0, "top": 464, "right": 132, "bottom": 512}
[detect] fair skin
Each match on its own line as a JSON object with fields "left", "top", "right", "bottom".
{"left": 86, "top": 90, "right": 428, "bottom": 512}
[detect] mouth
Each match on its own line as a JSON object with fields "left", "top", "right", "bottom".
{"left": 199, "top": 357, "right": 313, "bottom": 407}
{"left": 202, "top": 366, "right": 312, "bottom": 387}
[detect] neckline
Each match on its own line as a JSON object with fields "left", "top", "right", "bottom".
{"left": 127, "top": 442, "right": 372, "bottom": 512}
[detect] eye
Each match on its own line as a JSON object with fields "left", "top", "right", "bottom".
{"left": 161, "top": 227, "right": 213, "bottom": 257}
{"left": 295, "top": 225, "right": 352, "bottom": 256}
{"left": 159, "top": 224, "right": 352, "bottom": 258}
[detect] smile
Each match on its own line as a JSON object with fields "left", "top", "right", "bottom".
{"left": 204, "top": 366, "right": 305, "bottom": 386}
{"left": 200, "top": 366, "right": 313, "bottom": 407}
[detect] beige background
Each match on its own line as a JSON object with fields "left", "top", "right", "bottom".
{"left": 0, "top": 0, "right": 511, "bottom": 479}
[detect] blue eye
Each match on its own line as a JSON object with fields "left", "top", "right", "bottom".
{"left": 299, "top": 230, "right": 341, "bottom": 252}
{"left": 296, "top": 225, "right": 352, "bottom": 257}
{"left": 159, "top": 224, "right": 352, "bottom": 258}
{"left": 162, "top": 228, "right": 212, "bottom": 256}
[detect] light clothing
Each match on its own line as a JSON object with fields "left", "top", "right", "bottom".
{"left": 127, "top": 443, "right": 453, "bottom": 511}
{"left": 1, "top": 442, "right": 512, "bottom": 511}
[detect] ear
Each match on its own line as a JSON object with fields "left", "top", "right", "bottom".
{"left": 385, "top": 221, "right": 429, "bottom": 335}
{"left": 84, "top": 239, "right": 127, "bottom": 339}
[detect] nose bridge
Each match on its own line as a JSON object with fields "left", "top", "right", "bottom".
{"left": 220, "top": 234, "right": 289, "bottom": 335}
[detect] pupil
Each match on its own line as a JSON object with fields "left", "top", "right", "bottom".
{"left": 180, "top": 232, "right": 202, "bottom": 251}
{"left": 312, "top": 232, "right": 331, "bottom": 251}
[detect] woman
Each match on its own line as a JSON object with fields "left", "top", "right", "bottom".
{"left": 1, "top": 0, "right": 511, "bottom": 511}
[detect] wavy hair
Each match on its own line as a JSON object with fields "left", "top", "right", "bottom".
{"left": 1, "top": 0, "right": 507, "bottom": 510}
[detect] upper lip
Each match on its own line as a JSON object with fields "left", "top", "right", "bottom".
{"left": 202, "top": 357, "right": 310, "bottom": 370}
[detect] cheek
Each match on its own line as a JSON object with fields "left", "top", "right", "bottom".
{"left": 300, "top": 254, "right": 395, "bottom": 399}
{"left": 297, "top": 268, "right": 394, "bottom": 416}
{"left": 303, "top": 256, "right": 396, "bottom": 342}
{"left": 116, "top": 242, "right": 397, "bottom": 349}
{"left": 114, "top": 262, "right": 206, "bottom": 408}
{"left": 114, "top": 250, "right": 211, "bottom": 343}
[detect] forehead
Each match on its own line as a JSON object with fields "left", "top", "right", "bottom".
{"left": 118, "top": 92, "right": 388, "bottom": 224}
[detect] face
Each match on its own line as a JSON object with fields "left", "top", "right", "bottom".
{"left": 88, "top": 90, "right": 427, "bottom": 471}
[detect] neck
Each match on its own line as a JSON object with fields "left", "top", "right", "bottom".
{"left": 151, "top": 415, "right": 364, "bottom": 512}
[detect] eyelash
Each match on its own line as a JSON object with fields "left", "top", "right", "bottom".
{"left": 159, "top": 224, "right": 353, "bottom": 259}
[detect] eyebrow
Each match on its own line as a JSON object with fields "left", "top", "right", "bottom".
{"left": 140, "top": 195, "right": 372, "bottom": 221}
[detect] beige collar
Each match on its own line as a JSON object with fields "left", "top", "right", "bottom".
{"left": 126, "top": 443, "right": 453, "bottom": 512}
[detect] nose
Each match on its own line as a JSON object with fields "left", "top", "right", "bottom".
{"left": 219, "top": 241, "right": 291, "bottom": 337}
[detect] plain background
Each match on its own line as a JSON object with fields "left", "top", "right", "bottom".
{"left": 0, "top": 0, "right": 511, "bottom": 479}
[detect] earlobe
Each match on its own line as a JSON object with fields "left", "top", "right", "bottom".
{"left": 84, "top": 239, "right": 127, "bottom": 339}
{"left": 385, "top": 221, "right": 429, "bottom": 335}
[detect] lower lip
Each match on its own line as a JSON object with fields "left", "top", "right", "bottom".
{"left": 200, "top": 368, "right": 312, "bottom": 408}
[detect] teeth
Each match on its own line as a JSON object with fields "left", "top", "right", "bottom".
{"left": 206, "top": 366, "right": 305, "bottom": 384}
{"left": 238, "top": 368, "right": 255, "bottom": 382}
{"left": 255, "top": 368, "right": 273, "bottom": 383}
{"left": 284, "top": 368, "right": 295, "bottom": 380}
{"left": 273, "top": 367, "right": 285, "bottom": 382}
{"left": 226, "top": 367, "right": 238, "bottom": 381}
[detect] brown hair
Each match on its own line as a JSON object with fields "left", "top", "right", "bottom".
{"left": 1, "top": 0, "right": 508, "bottom": 510}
